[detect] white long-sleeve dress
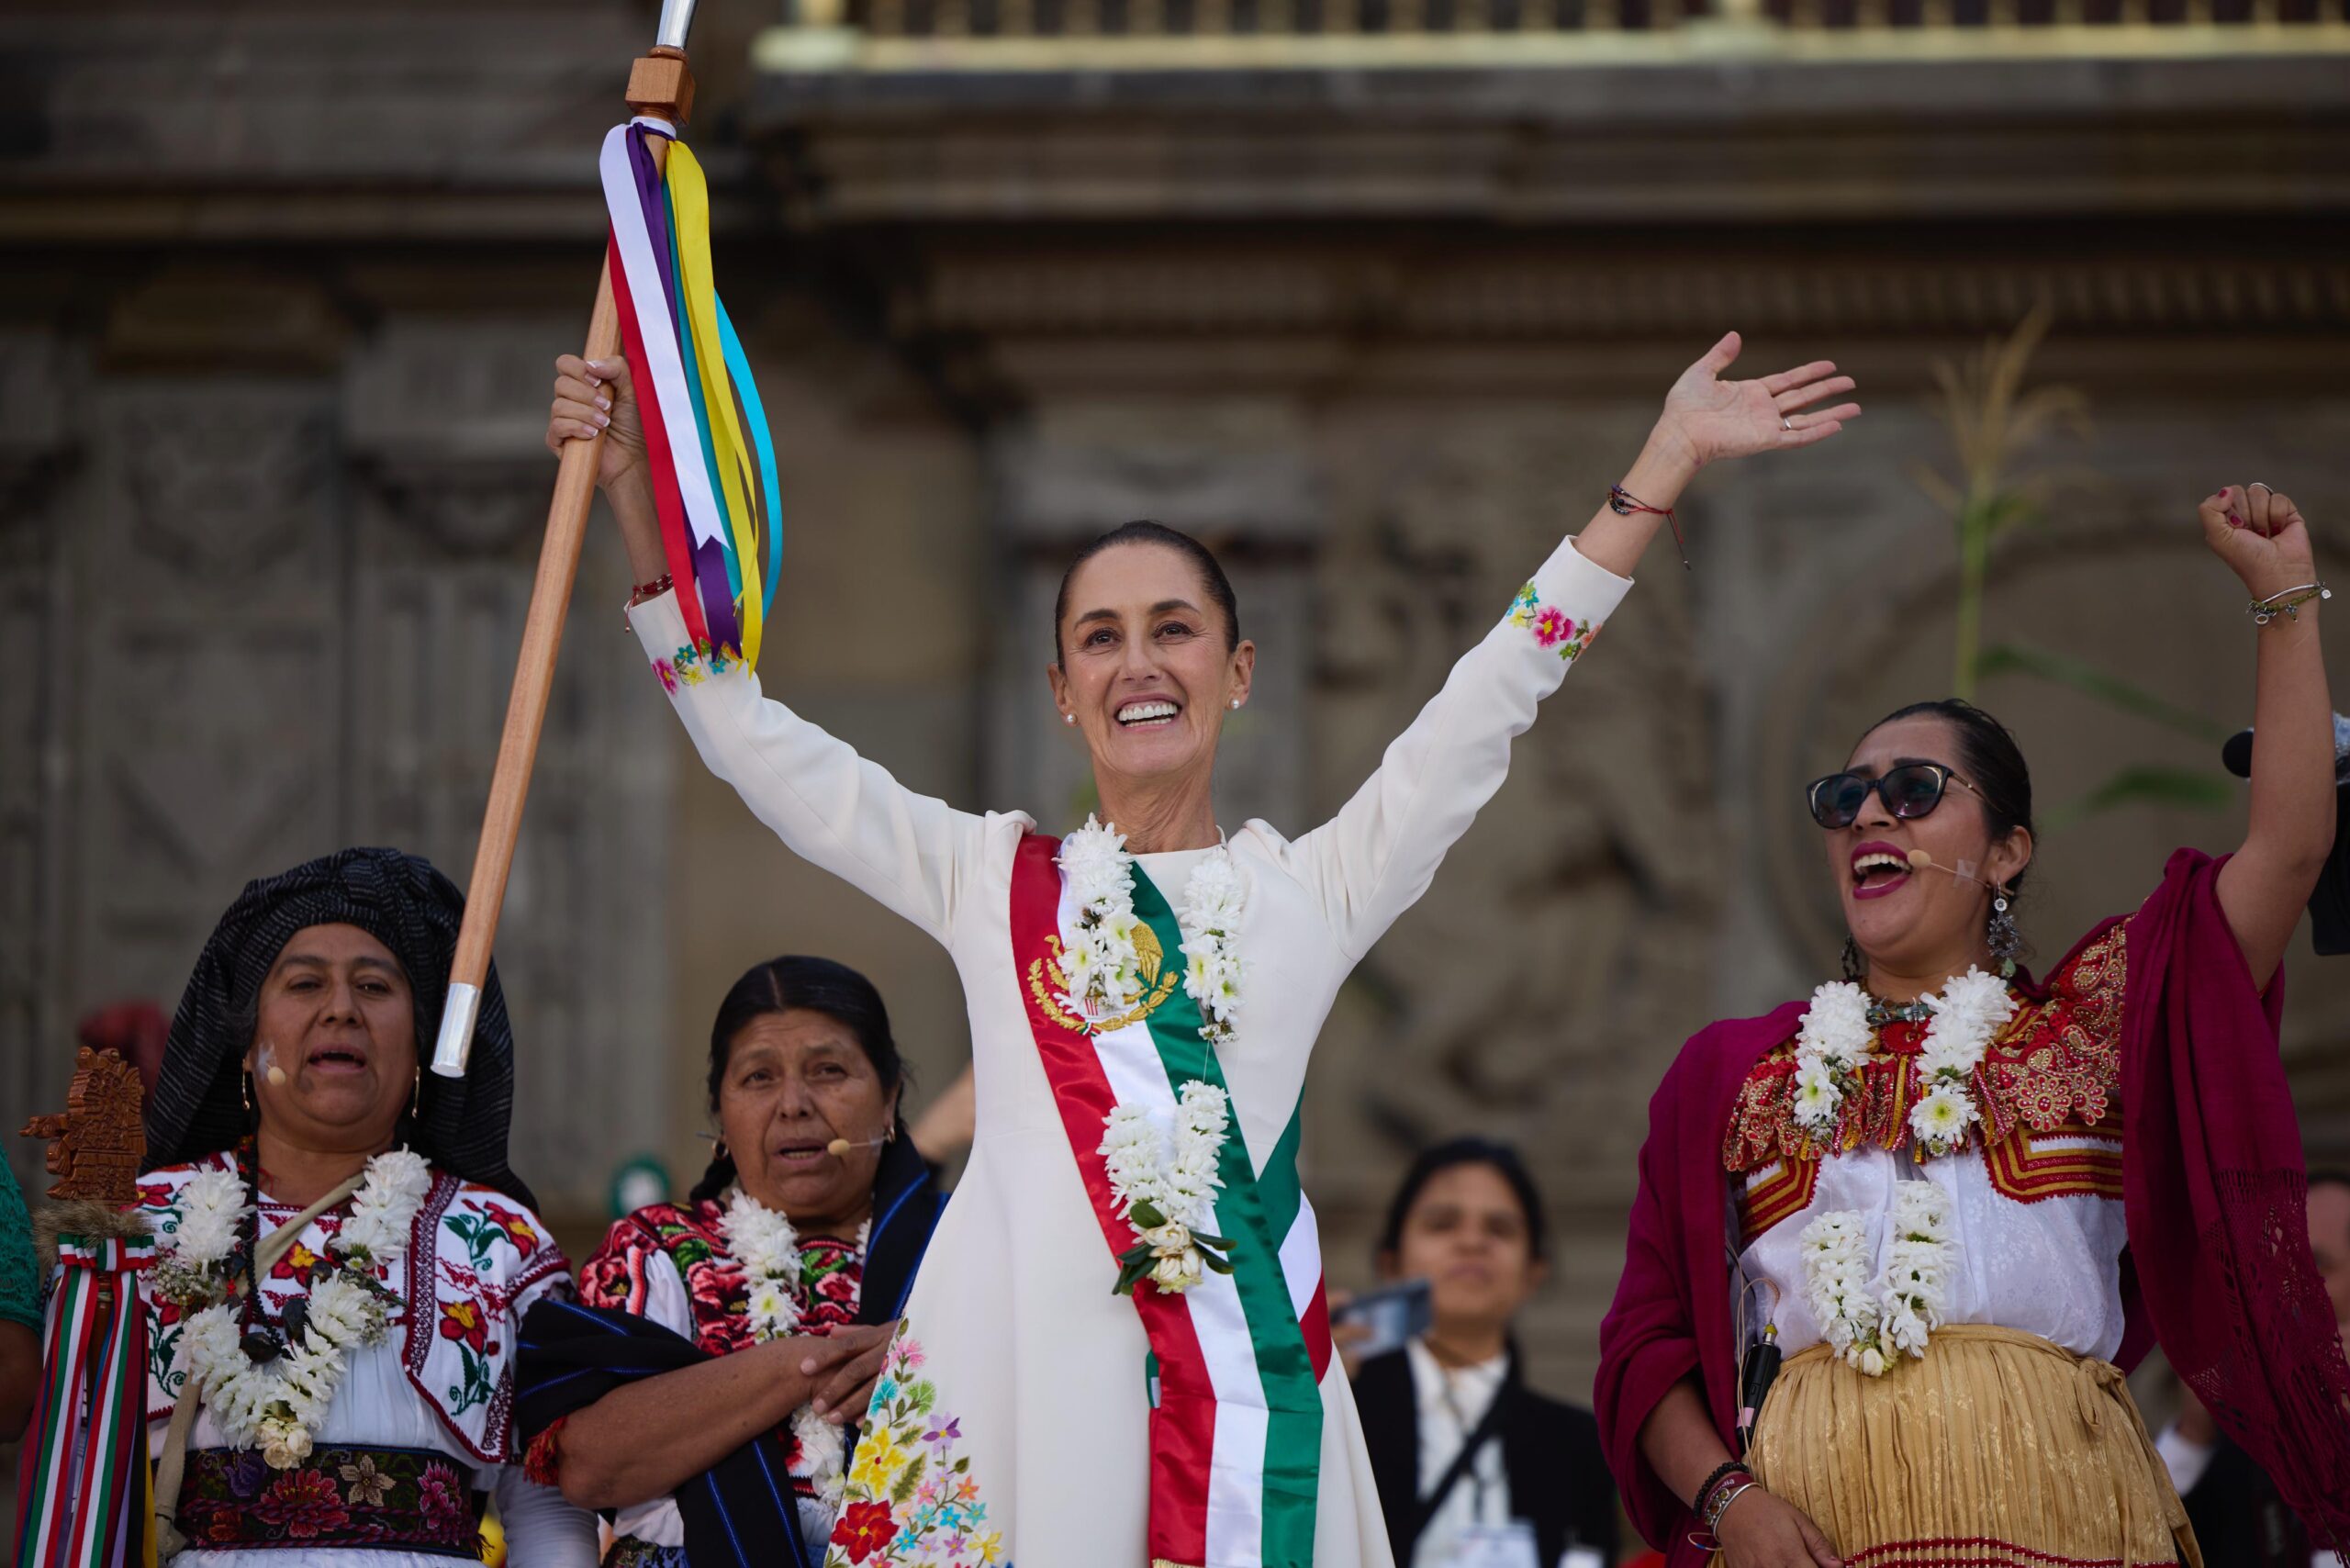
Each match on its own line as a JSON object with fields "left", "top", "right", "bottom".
{"left": 627, "top": 534, "right": 1632, "bottom": 1568}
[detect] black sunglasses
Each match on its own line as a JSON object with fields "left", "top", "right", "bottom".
{"left": 1806, "top": 762, "right": 1984, "bottom": 830}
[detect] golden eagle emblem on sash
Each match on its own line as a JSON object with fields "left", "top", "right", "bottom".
{"left": 1028, "top": 927, "right": 1181, "bottom": 1036}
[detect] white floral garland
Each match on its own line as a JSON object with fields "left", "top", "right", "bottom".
{"left": 1789, "top": 969, "right": 2012, "bottom": 1375}
{"left": 1789, "top": 967, "right": 2015, "bottom": 1159}
{"left": 1099, "top": 1081, "right": 1235, "bottom": 1294}
{"left": 1799, "top": 1181, "right": 1953, "bottom": 1375}
{"left": 719, "top": 1186, "right": 871, "bottom": 1506}
{"left": 157, "top": 1149, "right": 431, "bottom": 1468}
{"left": 1055, "top": 814, "right": 1247, "bottom": 1045}
{"left": 1057, "top": 816, "right": 1248, "bottom": 1294}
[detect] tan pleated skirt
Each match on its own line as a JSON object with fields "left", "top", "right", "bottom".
{"left": 1746, "top": 1325, "right": 2199, "bottom": 1568}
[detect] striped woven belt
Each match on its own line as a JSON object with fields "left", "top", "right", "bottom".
{"left": 175, "top": 1444, "right": 482, "bottom": 1558}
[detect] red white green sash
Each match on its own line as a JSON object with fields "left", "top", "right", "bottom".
{"left": 1012, "top": 833, "right": 1331, "bottom": 1568}
{"left": 14, "top": 1232, "right": 155, "bottom": 1568}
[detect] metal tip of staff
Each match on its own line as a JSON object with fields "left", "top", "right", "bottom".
{"left": 431, "top": 982, "right": 482, "bottom": 1079}
{"left": 655, "top": 0, "right": 699, "bottom": 50}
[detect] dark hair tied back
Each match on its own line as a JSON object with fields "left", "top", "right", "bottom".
{"left": 1377, "top": 1136, "right": 1549, "bottom": 1262}
{"left": 689, "top": 956, "right": 907, "bottom": 1204}
{"left": 1863, "top": 698, "right": 2036, "bottom": 897}
{"left": 1053, "top": 521, "right": 1241, "bottom": 666}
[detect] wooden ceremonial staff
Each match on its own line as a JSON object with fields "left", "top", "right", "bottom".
{"left": 431, "top": 2, "right": 699, "bottom": 1077}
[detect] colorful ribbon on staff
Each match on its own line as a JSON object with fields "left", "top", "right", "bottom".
{"left": 599, "top": 118, "right": 784, "bottom": 666}
{"left": 13, "top": 1232, "right": 156, "bottom": 1568}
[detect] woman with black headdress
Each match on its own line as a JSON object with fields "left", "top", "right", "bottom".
{"left": 133, "top": 846, "right": 598, "bottom": 1566}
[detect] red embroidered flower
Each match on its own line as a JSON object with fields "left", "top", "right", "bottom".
{"left": 654, "top": 658, "right": 679, "bottom": 693}
{"left": 438, "top": 1299, "right": 490, "bottom": 1353}
{"left": 1531, "top": 607, "right": 1572, "bottom": 648}
{"left": 814, "top": 1267, "right": 860, "bottom": 1306}
{"left": 482, "top": 1202, "right": 542, "bottom": 1259}
{"left": 271, "top": 1240, "right": 325, "bottom": 1282}
{"left": 254, "top": 1469, "right": 352, "bottom": 1540}
{"left": 417, "top": 1463, "right": 469, "bottom": 1537}
{"left": 835, "top": 1499, "right": 897, "bottom": 1562}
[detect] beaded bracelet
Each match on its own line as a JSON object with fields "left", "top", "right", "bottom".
{"left": 2250, "top": 582, "right": 2331, "bottom": 625}
{"left": 622, "top": 573, "right": 674, "bottom": 630}
{"left": 1691, "top": 1460, "right": 1752, "bottom": 1519}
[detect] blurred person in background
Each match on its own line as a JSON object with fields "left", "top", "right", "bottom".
{"left": 1, "top": 1155, "right": 39, "bottom": 1440}
{"left": 1598, "top": 482, "right": 2348, "bottom": 1568}
{"left": 2154, "top": 1169, "right": 2350, "bottom": 1568}
{"left": 1352, "top": 1137, "right": 1617, "bottom": 1568}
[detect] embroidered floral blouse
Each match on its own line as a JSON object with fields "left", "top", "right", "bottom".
{"left": 1723, "top": 920, "right": 2132, "bottom": 1361}
{"left": 565, "top": 1199, "right": 867, "bottom": 1551}
{"left": 131, "top": 1156, "right": 593, "bottom": 1568}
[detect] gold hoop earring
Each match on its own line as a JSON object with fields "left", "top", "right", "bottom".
{"left": 241, "top": 1071, "right": 254, "bottom": 1115}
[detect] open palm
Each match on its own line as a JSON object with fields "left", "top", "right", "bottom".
{"left": 1658, "top": 331, "right": 1862, "bottom": 468}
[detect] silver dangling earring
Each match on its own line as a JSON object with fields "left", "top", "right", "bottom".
{"left": 1841, "top": 936, "right": 1864, "bottom": 983}
{"left": 1987, "top": 886, "right": 2022, "bottom": 978}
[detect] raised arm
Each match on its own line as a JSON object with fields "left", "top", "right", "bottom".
{"left": 1293, "top": 332, "right": 1860, "bottom": 958}
{"left": 2203, "top": 482, "right": 2336, "bottom": 988}
{"left": 552, "top": 353, "right": 997, "bottom": 943}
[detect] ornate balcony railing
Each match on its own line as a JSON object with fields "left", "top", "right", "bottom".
{"left": 782, "top": 0, "right": 2343, "bottom": 38}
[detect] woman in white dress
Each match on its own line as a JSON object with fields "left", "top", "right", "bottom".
{"left": 545, "top": 330, "right": 1861, "bottom": 1568}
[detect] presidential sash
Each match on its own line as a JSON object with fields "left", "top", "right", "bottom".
{"left": 1011, "top": 833, "right": 1331, "bottom": 1568}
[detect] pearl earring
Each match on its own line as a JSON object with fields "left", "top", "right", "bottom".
{"left": 1063, "top": 713, "right": 1075, "bottom": 726}
{"left": 1229, "top": 700, "right": 1240, "bottom": 710}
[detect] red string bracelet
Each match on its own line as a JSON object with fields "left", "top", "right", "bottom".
{"left": 1611, "top": 484, "right": 1689, "bottom": 570}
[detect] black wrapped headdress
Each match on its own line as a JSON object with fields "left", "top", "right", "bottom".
{"left": 142, "top": 846, "right": 533, "bottom": 1206}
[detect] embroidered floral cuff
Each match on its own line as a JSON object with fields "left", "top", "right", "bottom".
{"left": 651, "top": 641, "right": 735, "bottom": 693}
{"left": 1506, "top": 581, "right": 1603, "bottom": 662}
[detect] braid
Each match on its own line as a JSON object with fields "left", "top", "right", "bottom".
{"left": 688, "top": 1150, "right": 738, "bottom": 1206}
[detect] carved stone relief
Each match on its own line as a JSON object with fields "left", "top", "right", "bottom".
{"left": 1299, "top": 401, "right": 1718, "bottom": 1397}
{"left": 345, "top": 318, "right": 674, "bottom": 1215}
{"left": 0, "top": 329, "right": 77, "bottom": 1201}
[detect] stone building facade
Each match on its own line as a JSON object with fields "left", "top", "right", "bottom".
{"left": 4, "top": 0, "right": 2347, "bottom": 1403}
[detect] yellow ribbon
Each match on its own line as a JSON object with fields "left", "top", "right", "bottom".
{"left": 664, "top": 141, "right": 765, "bottom": 667}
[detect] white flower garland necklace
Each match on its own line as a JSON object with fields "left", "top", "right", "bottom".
{"left": 1790, "top": 967, "right": 2014, "bottom": 1373}
{"left": 1058, "top": 815, "right": 1245, "bottom": 1295}
{"left": 1789, "top": 966, "right": 2015, "bottom": 1159}
{"left": 155, "top": 1148, "right": 431, "bottom": 1469}
{"left": 719, "top": 1186, "right": 871, "bottom": 1505}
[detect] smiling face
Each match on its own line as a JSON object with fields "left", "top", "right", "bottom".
{"left": 244, "top": 923, "right": 417, "bottom": 1158}
{"left": 1382, "top": 1162, "right": 1545, "bottom": 1346}
{"left": 1047, "top": 542, "right": 1255, "bottom": 796}
{"left": 716, "top": 1006, "right": 899, "bottom": 1236}
{"left": 1825, "top": 714, "right": 2034, "bottom": 982}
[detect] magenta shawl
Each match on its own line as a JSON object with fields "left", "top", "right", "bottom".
{"left": 1595, "top": 849, "right": 2350, "bottom": 1557}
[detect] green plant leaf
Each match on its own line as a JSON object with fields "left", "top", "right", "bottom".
{"left": 2042, "top": 764, "right": 2235, "bottom": 832}
{"left": 1975, "top": 642, "right": 2232, "bottom": 745}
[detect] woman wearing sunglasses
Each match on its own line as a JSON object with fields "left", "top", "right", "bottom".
{"left": 1597, "top": 482, "right": 2350, "bottom": 1568}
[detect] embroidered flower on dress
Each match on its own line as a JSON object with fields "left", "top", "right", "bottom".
{"left": 1504, "top": 581, "right": 1602, "bottom": 661}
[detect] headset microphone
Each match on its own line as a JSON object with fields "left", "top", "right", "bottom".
{"left": 1905, "top": 848, "right": 1991, "bottom": 889}
{"left": 825, "top": 1136, "right": 890, "bottom": 1158}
